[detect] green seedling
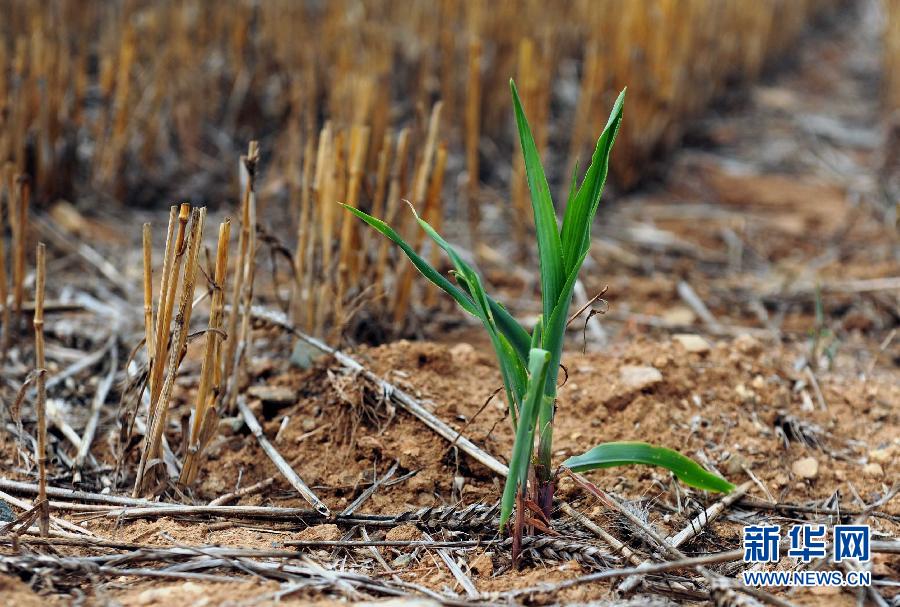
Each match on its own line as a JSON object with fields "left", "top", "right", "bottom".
{"left": 345, "top": 79, "right": 733, "bottom": 542}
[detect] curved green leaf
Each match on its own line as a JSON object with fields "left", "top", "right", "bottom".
{"left": 345, "top": 204, "right": 529, "bottom": 422}
{"left": 342, "top": 205, "right": 478, "bottom": 315}
{"left": 562, "top": 441, "right": 734, "bottom": 493}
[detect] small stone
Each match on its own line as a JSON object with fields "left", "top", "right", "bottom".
{"left": 726, "top": 454, "right": 749, "bottom": 476}
{"left": 301, "top": 417, "right": 317, "bottom": 432}
{"left": 135, "top": 583, "right": 204, "bottom": 605}
{"left": 808, "top": 585, "right": 840, "bottom": 596}
{"left": 357, "top": 600, "right": 440, "bottom": 607}
{"left": 869, "top": 447, "right": 894, "bottom": 465}
{"left": 791, "top": 457, "right": 818, "bottom": 479}
{"left": 291, "top": 340, "right": 325, "bottom": 369}
{"left": 735, "top": 384, "right": 755, "bottom": 403}
{"left": 734, "top": 333, "right": 762, "bottom": 356}
{"left": 662, "top": 306, "right": 696, "bottom": 325}
{"left": 673, "top": 334, "right": 711, "bottom": 354}
{"left": 619, "top": 365, "right": 663, "bottom": 390}
{"left": 0, "top": 499, "right": 13, "bottom": 522}
{"left": 863, "top": 462, "right": 884, "bottom": 478}
{"left": 246, "top": 385, "right": 296, "bottom": 406}
{"left": 469, "top": 552, "right": 494, "bottom": 576}
{"left": 218, "top": 416, "right": 244, "bottom": 435}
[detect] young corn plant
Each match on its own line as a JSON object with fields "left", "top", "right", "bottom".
{"left": 345, "top": 79, "right": 733, "bottom": 542}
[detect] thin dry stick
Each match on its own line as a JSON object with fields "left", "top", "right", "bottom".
{"left": 32, "top": 242, "right": 48, "bottom": 537}
{"left": 558, "top": 502, "right": 641, "bottom": 566}
{"left": 421, "top": 530, "right": 479, "bottom": 598}
{"left": 0, "top": 488, "right": 93, "bottom": 537}
{"left": 237, "top": 397, "right": 330, "bottom": 516}
{"left": 0, "top": 477, "right": 162, "bottom": 508}
{"left": 365, "top": 130, "right": 393, "bottom": 256}
{"left": 677, "top": 280, "right": 722, "bottom": 331}
{"left": 207, "top": 477, "right": 274, "bottom": 507}
{"left": 181, "top": 218, "right": 231, "bottom": 485}
{"left": 340, "top": 461, "right": 398, "bottom": 516}
{"left": 33, "top": 371, "right": 49, "bottom": 538}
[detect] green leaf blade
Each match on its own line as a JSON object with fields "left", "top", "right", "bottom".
{"left": 510, "top": 79, "right": 565, "bottom": 322}
{"left": 562, "top": 441, "right": 735, "bottom": 493}
{"left": 559, "top": 88, "right": 625, "bottom": 276}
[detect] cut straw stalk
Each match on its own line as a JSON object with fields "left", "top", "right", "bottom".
{"left": 181, "top": 218, "right": 231, "bottom": 486}
{"left": 465, "top": 38, "right": 482, "bottom": 248}
{"left": 225, "top": 145, "right": 259, "bottom": 412}
{"left": 12, "top": 174, "right": 29, "bottom": 319}
{"left": 142, "top": 223, "right": 155, "bottom": 361}
{"left": 33, "top": 242, "right": 48, "bottom": 537}
{"left": 373, "top": 128, "right": 409, "bottom": 303}
{"left": 337, "top": 124, "right": 370, "bottom": 305}
{"left": 423, "top": 143, "right": 448, "bottom": 307}
{"left": 134, "top": 207, "right": 206, "bottom": 497}
{"left": 223, "top": 141, "right": 259, "bottom": 398}
{"left": 149, "top": 204, "right": 189, "bottom": 409}
{"left": 0, "top": 181, "right": 9, "bottom": 360}
{"left": 292, "top": 136, "right": 315, "bottom": 328}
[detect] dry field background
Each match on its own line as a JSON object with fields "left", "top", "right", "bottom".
{"left": 0, "top": 1, "right": 898, "bottom": 606}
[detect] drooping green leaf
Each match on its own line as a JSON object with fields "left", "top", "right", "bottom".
{"left": 413, "top": 211, "right": 529, "bottom": 420}
{"left": 342, "top": 205, "right": 478, "bottom": 315}
{"left": 344, "top": 204, "right": 528, "bottom": 420}
{"left": 562, "top": 441, "right": 735, "bottom": 493}
{"left": 559, "top": 89, "right": 625, "bottom": 276}
{"left": 510, "top": 79, "right": 565, "bottom": 323}
{"left": 499, "top": 348, "right": 551, "bottom": 531}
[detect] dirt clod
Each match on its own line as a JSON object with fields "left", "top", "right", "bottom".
{"left": 791, "top": 456, "right": 819, "bottom": 479}
{"left": 386, "top": 524, "right": 422, "bottom": 542}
